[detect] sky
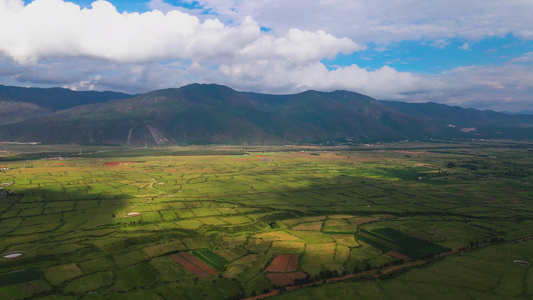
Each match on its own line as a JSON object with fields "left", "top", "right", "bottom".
{"left": 0, "top": 0, "right": 532, "bottom": 112}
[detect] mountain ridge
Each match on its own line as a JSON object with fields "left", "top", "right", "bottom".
{"left": 1, "top": 83, "right": 531, "bottom": 145}
{"left": 0, "top": 85, "right": 135, "bottom": 125}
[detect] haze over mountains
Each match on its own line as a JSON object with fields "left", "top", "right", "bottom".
{"left": 0, "top": 84, "right": 532, "bottom": 145}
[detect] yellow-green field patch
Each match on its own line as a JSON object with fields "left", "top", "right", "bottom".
{"left": 292, "top": 221, "right": 323, "bottom": 231}
{"left": 219, "top": 216, "right": 252, "bottom": 224}
{"left": 43, "top": 263, "right": 84, "bottom": 286}
{"left": 254, "top": 231, "right": 302, "bottom": 242}
{"left": 63, "top": 271, "right": 113, "bottom": 293}
{"left": 143, "top": 240, "right": 186, "bottom": 257}
{"left": 269, "top": 241, "right": 306, "bottom": 254}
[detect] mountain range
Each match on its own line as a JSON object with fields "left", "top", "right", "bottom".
{"left": 0, "top": 83, "right": 532, "bottom": 145}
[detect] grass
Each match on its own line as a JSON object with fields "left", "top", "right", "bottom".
{"left": 113, "top": 250, "right": 149, "bottom": 268}
{"left": 269, "top": 241, "right": 306, "bottom": 255}
{"left": 63, "top": 271, "right": 114, "bottom": 293}
{"left": 292, "top": 221, "right": 323, "bottom": 231}
{"left": 111, "top": 263, "right": 159, "bottom": 291}
{"left": 143, "top": 240, "right": 186, "bottom": 257}
{"left": 149, "top": 256, "right": 195, "bottom": 282}
{"left": 358, "top": 234, "right": 394, "bottom": 252}
{"left": 182, "top": 237, "right": 212, "bottom": 249}
{"left": 215, "top": 248, "right": 248, "bottom": 261}
{"left": 0, "top": 269, "right": 42, "bottom": 286}
{"left": 0, "top": 141, "right": 532, "bottom": 298}
{"left": 219, "top": 215, "right": 252, "bottom": 224}
{"left": 360, "top": 227, "right": 450, "bottom": 259}
{"left": 192, "top": 250, "right": 229, "bottom": 272}
{"left": 227, "top": 255, "right": 271, "bottom": 282}
{"left": 78, "top": 257, "right": 115, "bottom": 274}
{"left": 43, "top": 264, "right": 83, "bottom": 286}
{"left": 14, "top": 279, "right": 51, "bottom": 298}
{"left": 277, "top": 241, "right": 533, "bottom": 299}
{"left": 371, "top": 228, "right": 410, "bottom": 240}
{"left": 322, "top": 219, "right": 356, "bottom": 233}
{"left": 0, "top": 285, "right": 24, "bottom": 299}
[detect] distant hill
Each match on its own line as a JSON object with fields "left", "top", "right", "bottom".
{"left": 0, "top": 85, "right": 134, "bottom": 124}
{"left": 500, "top": 110, "right": 533, "bottom": 115}
{"left": 0, "top": 84, "right": 531, "bottom": 144}
{"left": 379, "top": 100, "right": 533, "bottom": 139}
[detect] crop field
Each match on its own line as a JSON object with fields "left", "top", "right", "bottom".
{"left": 359, "top": 227, "right": 450, "bottom": 259}
{"left": 276, "top": 239, "right": 533, "bottom": 299}
{"left": 0, "top": 141, "right": 532, "bottom": 299}
{"left": 267, "top": 271, "right": 308, "bottom": 287}
{"left": 192, "top": 249, "right": 229, "bottom": 272}
{"left": 171, "top": 252, "right": 218, "bottom": 278}
{"left": 267, "top": 254, "right": 300, "bottom": 273}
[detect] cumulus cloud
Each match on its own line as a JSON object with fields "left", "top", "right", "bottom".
{"left": 0, "top": 0, "right": 360, "bottom": 65}
{"left": 379, "top": 63, "right": 533, "bottom": 111}
{"left": 238, "top": 29, "right": 361, "bottom": 64}
{"left": 216, "top": 61, "right": 440, "bottom": 99}
{"left": 440, "top": 64, "right": 533, "bottom": 109}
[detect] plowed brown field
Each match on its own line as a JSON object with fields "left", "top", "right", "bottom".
{"left": 267, "top": 271, "right": 307, "bottom": 286}
{"left": 386, "top": 251, "right": 411, "bottom": 261}
{"left": 170, "top": 254, "right": 210, "bottom": 278}
{"left": 266, "top": 254, "right": 299, "bottom": 272}
{"left": 170, "top": 252, "right": 218, "bottom": 278}
{"left": 179, "top": 252, "right": 218, "bottom": 275}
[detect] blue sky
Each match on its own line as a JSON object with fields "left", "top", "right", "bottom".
{"left": 3, "top": 0, "right": 533, "bottom": 112}
{"left": 326, "top": 35, "right": 532, "bottom": 74}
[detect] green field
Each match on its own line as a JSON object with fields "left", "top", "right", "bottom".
{"left": 0, "top": 141, "right": 532, "bottom": 299}
{"left": 0, "top": 269, "right": 41, "bottom": 286}
{"left": 192, "top": 250, "right": 229, "bottom": 272}
{"left": 359, "top": 228, "right": 450, "bottom": 259}
{"left": 277, "top": 239, "right": 533, "bottom": 299}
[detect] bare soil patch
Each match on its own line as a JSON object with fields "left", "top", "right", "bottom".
{"left": 286, "top": 255, "right": 299, "bottom": 272}
{"left": 267, "top": 254, "right": 299, "bottom": 272}
{"left": 170, "top": 254, "right": 210, "bottom": 278}
{"left": 267, "top": 255, "right": 290, "bottom": 272}
{"left": 179, "top": 252, "right": 218, "bottom": 276}
{"left": 386, "top": 251, "right": 411, "bottom": 261}
{"left": 349, "top": 218, "right": 378, "bottom": 226}
{"left": 267, "top": 271, "right": 307, "bottom": 286}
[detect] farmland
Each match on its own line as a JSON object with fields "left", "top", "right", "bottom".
{"left": 0, "top": 140, "right": 532, "bottom": 299}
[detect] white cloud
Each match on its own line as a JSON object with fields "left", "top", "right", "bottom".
{"left": 428, "top": 39, "right": 450, "bottom": 49}
{"left": 0, "top": 0, "right": 360, "bottom": 65}
{"left": 511, "top": 51, "right": 533, "bottom": 62}
{"left": 238, "top": 29, "right": 362, "bottom": 64}
{"left": 185, "top": 0, "right": 533, "bottom": 44}
{"left": 395, "top": 64, "right": 533, "bottom": 111}
{"left": 459, "top": 42, "right": 470, "bottom": 51}
{"left": 216, "top": 61, "right": 440, "bottom": 100}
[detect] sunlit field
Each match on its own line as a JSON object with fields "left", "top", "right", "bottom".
{"left": 0, "top": 141, "right": 532, "bottom": 299}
